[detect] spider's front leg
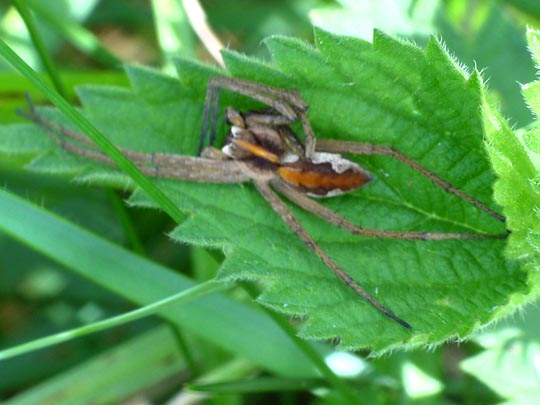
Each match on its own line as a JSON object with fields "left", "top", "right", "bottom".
{"left": 199, "top": 77, "right": 317, "bottom": 158}
{"left": 18, "top": 95, "right": 251, "bottom": 183}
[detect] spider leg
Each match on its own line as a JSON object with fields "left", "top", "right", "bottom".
{"left": 208, "top": 77, "right": 307, "bottom": 117}
{"left": 199, "top": 77, "right": 317, "bottom": 158}
{"left": 272, "top": 179, "right": 507, "bottom": 240}
{"left": 198, "top": 81, "right": 221, "bottom": 155}
{"left": 18, "top": 96, "right": 250, "bottom": 183}
{"left": 243, "top": 110, "right": 300, "bottom": 126}
{"left": 316, "top": 139, "right": 505, "bottom": 223}
{"left": 254, "top": 180, "right": 412, "bottom": 329}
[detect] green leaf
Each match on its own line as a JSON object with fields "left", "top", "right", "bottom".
{"left": 492, "top": 27, "right": 540, "bottom": 277}
{"left": 1, "top": 29, "right": 530, "bottom": 351}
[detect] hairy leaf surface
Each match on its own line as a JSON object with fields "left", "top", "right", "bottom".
{"left": 1, "top": 29, "right": 530, "bottom": 350}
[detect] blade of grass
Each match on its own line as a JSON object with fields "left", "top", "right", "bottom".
{"left": 0, "top": 187, "right": 321, "bottom": 378}
{"left": 180, "top": 0, "right": 225, "bottom": 66}
{"left": 151, "top": 0, "right": 196, "bottom": 70}
{"left": 107, "top": 189, "right": 146, "bottom": 254}
{"left": 243, "top": 284, "right": 360, "bottom": 402}
{"left": 7, "top": 326, "right": 194, "bottom": 404}
{"left": 188, "top": 376, "right": 323, "bottom": 393}
{"left": 172, "top": 359, "right": 259, "bottom": 404}
{"left": 25, "top": 0, "right": 121, "bottom": 68}
{"left": 0, "top": 37, "right": 186, "bottom": 225}
{"left": 0, "top": 280, "right": 232, "bottom": 361}
{"left": 12, "top": 0, "right": 67, "bottom": 98}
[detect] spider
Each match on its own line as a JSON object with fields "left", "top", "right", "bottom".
{"left": 19, "top": 77, "right": 507, "bottom": 329}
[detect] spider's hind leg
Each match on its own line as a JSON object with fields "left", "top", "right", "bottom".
{"left": 255, "top": 180, "right": 412, "bottom": 329}
{"left": 272, "top": 179, "right": 507, "bottom": 241}
{"left": 316, "top": 139, "right": 506, "bottom": 223}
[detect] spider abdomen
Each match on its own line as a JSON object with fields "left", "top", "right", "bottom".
{"left": 278, "top": 153, "right": 372, "bottom": 197}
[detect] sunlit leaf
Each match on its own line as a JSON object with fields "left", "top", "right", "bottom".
{"left": 1, "top": 29, "right": 532, "bottom": 351}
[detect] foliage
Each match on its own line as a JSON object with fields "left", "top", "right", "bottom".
{"left": 0, "top": 1, "right": 539, "bottom": 403}
{"left": 2, "top": 29, "right": 529, "bottom": 349}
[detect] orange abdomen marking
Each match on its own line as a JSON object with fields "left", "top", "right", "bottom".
{"left": 278, "top": 163, "right": 371, "bottom": 196}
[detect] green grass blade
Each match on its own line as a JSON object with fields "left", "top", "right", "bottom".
{"left": 188, "top": 377, "right": 323, "bottom": 393}
{"left": 0, "top": 37, "right": 186, "bottom": 225}
{"left": 0, "top": 280, "right": 232, "bottom": 361}
{"left": 151, "top": 0, "right": 196, "bottom": 69}
{"left": 12, "top": 0, "right": 67, "bottom": 98}
{"left": 25, "top": 0, "right": 121, "bottom": 68}
{"left": 7, "top": 326, "right": 194, "bottom": 404}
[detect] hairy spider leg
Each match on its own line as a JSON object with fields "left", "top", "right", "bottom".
{"left": 272, "top": 179, "right": 507, "bottom": 240}
{"left": 18, "top": 95, "right": 251, "bottom": 183}
{"left": 199, "top": 77, "right": 317, "bottom": 157}
{"left": 316, "top": 140, "right": 506, "bottom": 223}
{"left": 222, "top": 100, "right": 506, "bottom": 241}
{"left": 255, "top": 180, "right": 412, "bottom": 329}
{"left": 198, "top": 82, "right": 221, "bottom": 155}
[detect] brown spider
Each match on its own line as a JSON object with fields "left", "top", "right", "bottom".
{"left": 19, "top": 77, "right": 507, "bottom": 329}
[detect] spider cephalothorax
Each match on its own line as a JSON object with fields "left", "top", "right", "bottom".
{"left": 220, "top": 107, "right": 372, "bottom": 197}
